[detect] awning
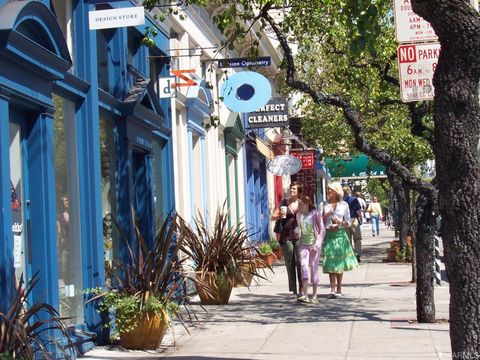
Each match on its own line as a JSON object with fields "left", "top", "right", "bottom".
{"left": 325, "top": 155, "right": 386, "bottom": 179}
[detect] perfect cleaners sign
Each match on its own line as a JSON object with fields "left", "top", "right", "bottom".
{"left": 247, "top": 98, "right": 289, "bottom": 129}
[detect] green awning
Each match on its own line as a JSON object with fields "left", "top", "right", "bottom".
{"left": 325, "top": 155, "right": 387, "bottom": 179}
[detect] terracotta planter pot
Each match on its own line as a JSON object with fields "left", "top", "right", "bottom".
{"left": 119, "top": 310, "right": 169, "bottom": 350}
{"left": 272, "top": 248, "right": 283, "bottom": 261}
{"left": 195, "top": 271, "right": 233, "bottom": 305}
{"left": 386, "top": 248, "right": 397, "bottom": 262}
{"left": 256, "top": 253, "right": 275, "bottom": 268}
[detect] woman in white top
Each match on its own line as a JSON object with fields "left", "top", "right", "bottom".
{"left": 322, "top": 182, "right": 358, "bottom": 298}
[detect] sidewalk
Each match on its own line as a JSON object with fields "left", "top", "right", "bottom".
{"left": 83, "top": 224, "right": 451, "bottom": 359}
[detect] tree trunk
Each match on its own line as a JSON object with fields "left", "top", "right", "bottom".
{"left": 414, "top": 190, "right": 437, "bottom": 323}
{"left": 411, "top": 1, "right": 480, "bottom": 356}
{"left": 387, "top": 169, "right": 409, "bottom": 248}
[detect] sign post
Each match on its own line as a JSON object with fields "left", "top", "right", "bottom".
{"left": 398, "top": 43, "right": 440, "bottom": 102}
{"left": 393, "top": 0, "right": 437, "bottom": 43}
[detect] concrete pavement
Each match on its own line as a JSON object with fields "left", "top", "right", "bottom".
{"left": 83, "top": 224, "right": 452, "bottom": 359}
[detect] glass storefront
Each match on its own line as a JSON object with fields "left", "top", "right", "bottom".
{"left": 53, "top": 94, "right": 83, "bottom": 325}
{"left": 9, "top": 122, "right": 26, "bottom": 288}
{"left": 100, "top": 116, "right": 118, "bottom": 283}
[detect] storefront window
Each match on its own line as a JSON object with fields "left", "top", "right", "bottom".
{"left": 100, "top": 116, "right": 118, "bottom": 284}
{"left": 9, "top": 123, "right": 26, "bottom": 287}
{"left": 192, "top": 134, "right": 204, "bottom": 215}
{"left": 53, "top": 94, "right": 83, "bottom": 325}
{"left": 97, "top": 30, "right": 112, "bottom": 91}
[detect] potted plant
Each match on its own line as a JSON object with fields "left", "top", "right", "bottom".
{"left": 268, "top": 238, "right": 282, "bottom": 261}
{"left": 257, "top": 243, "right": 275, "bottom": 268}
{"left": 87, "top": 212, "right": 196, "bottom": 350}
{"left": 386, "top": 240, "right": 400, "bottom": 262}
{"left": 178, "top": 206, "right": 269, "bottom": 305}
{"left": 0, "top": 273, "right": 78, "bottom": 359}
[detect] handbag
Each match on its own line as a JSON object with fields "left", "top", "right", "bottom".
{"left": 273, "top": 219, "right": 283, "bottom": 234}
{"left": 273, "top": 200, "right": 287, "bottom": 234}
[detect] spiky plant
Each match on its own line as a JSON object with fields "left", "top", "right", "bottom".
{"left": 87, "top": 211, "right": 197, "bottom": 335}
{"left": 178, "top": 206, "right": 270, "bottom": 286}
{"left": 0, "top": 273, "right": 76, "bottom": 359}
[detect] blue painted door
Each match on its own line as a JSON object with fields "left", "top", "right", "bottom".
{"left": 131, "top": 150, "right": 154, "bottom": 247}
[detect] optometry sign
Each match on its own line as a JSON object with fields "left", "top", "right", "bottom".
{"left": 267, "top": 155, "right": 302, "bottom": 176}
{"left": 247, "top": 98, "right": 289, "bottom": 129}
{"left": 221, "top": 71, "right": 272, "bottom": 113}
{"left": 89, "top": 6, "right": 145, "bottom": 30}
{"left": 218, "top": 56, "right": 271, "bottom": 69}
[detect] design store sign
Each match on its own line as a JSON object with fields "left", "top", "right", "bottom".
{"left": 247, "top": 98, "right": 289, "bottom": 129}
{"left": 89, "top": 6, "right": 145, "bottom": 30}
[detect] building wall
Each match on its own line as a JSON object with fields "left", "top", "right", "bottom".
{"left": 0, "top": 0, "right": 174, "bottom": 351}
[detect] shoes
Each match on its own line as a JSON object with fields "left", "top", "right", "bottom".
{"left": 297, "top": 295, "right": 310, "bottom": 303}
{"left": 328, "top": 291, "right": 336, "bottom": 299}
{"left": 310, "top": 297, "right": 319, "bottom": 304}
{"left": 335, "top": 292, "right": 343, "bottom": 297}
{"left": 372, "top": 234, "right": 375, "bottom": 237}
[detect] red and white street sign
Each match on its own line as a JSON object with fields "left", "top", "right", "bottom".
{"left": 398, "top": 43, "right": 440, "bottom": 102}
{"left": 393, "top": 0, "right": 437, "bottom": 43}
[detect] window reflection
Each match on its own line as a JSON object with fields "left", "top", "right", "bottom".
{"left": 53, "top": 94, "right": 83, "bottom": 325}
{"left": 100, "top": 116, "right": 118, "bottom": 285}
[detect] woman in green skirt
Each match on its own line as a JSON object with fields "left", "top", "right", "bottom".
{"left": 322, "top": 182, "right": 358, "bottom": 298}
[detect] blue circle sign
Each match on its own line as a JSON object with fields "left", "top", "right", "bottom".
{"left": 221, "top": 71, "right": 272, "bottom": 112}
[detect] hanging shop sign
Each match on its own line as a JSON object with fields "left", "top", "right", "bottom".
{"left": 393, "top": 0, "right": 437, "bottom": 43}
{"left": 171, "top": 69, "right": 197, "bottom": 87}
{"left": 247, "top": 98, "right": 289, "bottom": 129}
{"left": 89, "top": 6, "right": 145, "bottom": 30}
{"left": 290, "top": 151, "right": 315, "bottom": 170}
{"left": 255, "top": 138, "right": 274, "bottom": 160}
{"left": 218, "top": 56, "right": 271, "bottom": 69}
{"left": 267, "top": 155, "right": 302, "bottom": 176}
{"left": 398, "top": 43, "right": 439, "bottom": 102}
{"left": 159, "top": 76, "right": 177, "bottom": 98}
{"left": 221, "top": 71, "right": 272, "bottom": 113}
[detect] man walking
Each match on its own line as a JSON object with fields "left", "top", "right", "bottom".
{"left": 343, "top": 187, "right": 363, "bottom": 263}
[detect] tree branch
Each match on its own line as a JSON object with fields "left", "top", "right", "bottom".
{"left": 262, "top": 3, "right": 435, "bottom": 195}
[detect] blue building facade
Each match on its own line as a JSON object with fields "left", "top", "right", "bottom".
{"left": 0, "top": 0, "right": 174, "bottom": 350}
{"left": 242, "top": 115, "right": 269, "bottom": 243}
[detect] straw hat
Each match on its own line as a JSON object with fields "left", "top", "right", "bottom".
{"left": 327, "top": 182, "right": 344, "bottom": 200}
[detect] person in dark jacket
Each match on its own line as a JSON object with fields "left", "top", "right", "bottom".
{"left": 271, "top": 181, "right": 304, "bottom": 297}
{"left": 343, "top": 187, "right": 363, "bottom": 263}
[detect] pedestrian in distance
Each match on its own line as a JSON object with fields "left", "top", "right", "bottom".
{"left": 322, "top": 182, "right": 359, "bottom": 299}
{"left": 271, "top": 181, "right": 304, "bottom": 297}
{"left": 343, "top": 187, "right": 363, "bottom": 263}
{"left": 294, "top": 195, "right": 325, "bottom": 304}
{"left": 367, "top": 196, "right": 383, "bottom": 237}
{"left": 355, "top": 191, "right": 367, "bottom": 223}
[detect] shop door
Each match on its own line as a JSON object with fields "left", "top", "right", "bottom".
{"left": 9, "top": 113, "right": 31, "bottom": 287}
{"left": 132, "top": 150, "right": 153, "bottom": 246}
